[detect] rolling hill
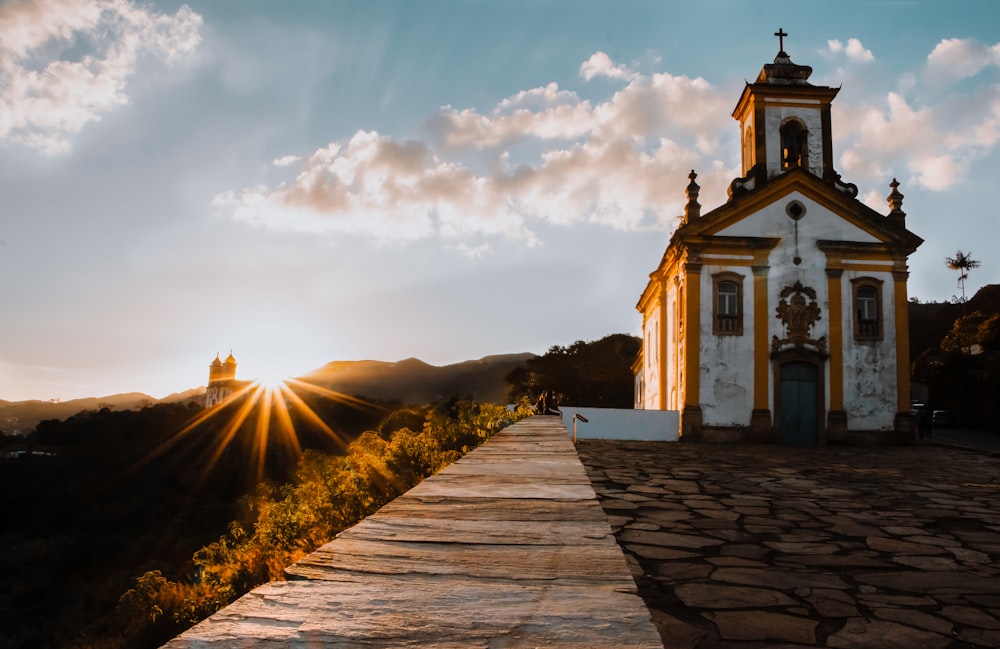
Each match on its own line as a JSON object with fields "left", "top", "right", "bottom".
{"left": 299, "top": 353, "right": 537, "bottom": 405}
{"left": 0, "top": 353, "right": 536, "bottom": 435}
{"left": 0, "top": 392, "right": 157, "bottom": 435}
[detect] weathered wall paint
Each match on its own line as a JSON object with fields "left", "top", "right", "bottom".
{"left": 841, "top": 270, "right": 898, "bottom": 430}
{"left": 697, "top": 192, "right": 899, "bottom": 429}
{"left": 698, "top": 265, "right": 754, "bottom": 426}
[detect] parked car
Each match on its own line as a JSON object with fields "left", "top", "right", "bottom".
{"left": 932, "top": 410, "right": 952, "bottom": 428}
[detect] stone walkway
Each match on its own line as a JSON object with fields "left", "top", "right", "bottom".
{"left": 163, "top": 417, "right": 661, "bottom": 648}
{"left": 576, "top": 440, "right": 1000, "bottom": 648}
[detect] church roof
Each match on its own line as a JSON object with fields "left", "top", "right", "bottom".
{"left": 675, "top": 167, "right": 922, "bottom": 254}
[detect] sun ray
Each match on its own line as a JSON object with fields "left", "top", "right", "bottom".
{"left": 201, "top": 385, "right": 265, "bottom": 482}
{"left": 272, "top": 383, "right": 302, "bottom": 457}
{"left": 115, "top": 367, "right": 393, "bottom": 502}
{"left": 252, "top": 386, "right": 273, "bottom": 485}
{"left": 284, "top": 377, "right": 385, "bottom": 412}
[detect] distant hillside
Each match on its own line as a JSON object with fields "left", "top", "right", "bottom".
{"left": 0, "top": 354, "right": 536, "bottom": 435}
{"left": 0, "top": 392, "right": 156, "bottom": 435}
{"left": 301, "top": 353, "right": 537, "bottom": 405}
{"left": 160, "top": 387, "right": 206, "bottom": 405}
{"left": 910, "top": 284, "right": 1000, "bottom": 358}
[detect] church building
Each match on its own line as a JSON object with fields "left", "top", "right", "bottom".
{"left": 636, "top": 33, "right": 922, "bottom": 444}
{"left": 205, "top": 351, "right": 245, "bottom": 408}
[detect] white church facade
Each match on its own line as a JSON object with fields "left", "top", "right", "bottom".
{"left": 636, "top": 36, "right": 922, "bottom": 445}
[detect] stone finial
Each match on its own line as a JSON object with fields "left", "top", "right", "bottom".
{"left": 683, "top": 170, "right": 701, "bottom": 223}
{"left": 887, "top": 177, "right": 906, "bottom": 227}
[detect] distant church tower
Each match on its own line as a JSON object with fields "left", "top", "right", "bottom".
{"left": 205, "top": 351, "right": 238, "bottom": 408}
{"left": 636, "top": 30, "right": 922, "bottom": 445}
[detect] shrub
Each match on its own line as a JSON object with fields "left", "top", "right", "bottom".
{"left": 113, "top": 400, "right": 528, "bottom": 646}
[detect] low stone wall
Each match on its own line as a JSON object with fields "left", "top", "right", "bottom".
{"left": 558, "top": 406, "right": 680, "bottom": 441}
{"left": 162, "top": 416, "right": 662, "bottom": 648}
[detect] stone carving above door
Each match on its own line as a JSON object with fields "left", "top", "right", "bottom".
{"left": 772, "top": 281, "right": 827, "bottom": 354}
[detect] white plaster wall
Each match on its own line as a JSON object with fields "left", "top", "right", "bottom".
{"left": 717, "top": 194, "right": 879, "bottom": 243}
{"left": 715, "top": 192, "right": 883, "bottom": 421}
{"left": 666, "top": 287, "right": 678, "bottom": 410}
{"left": 760, "top": 194, "right": 869, "bottom": 417}
{"left": 763, "top": 104, "right": 824, "bottom": 178}
{"left": 559, "top": 407, "right": 680, "bottom": 441}
{"left": 698, "top": 265, "right": 755, "bottom": 426}
{"left": 840, "top": 270, "right": 899, "bottom": 430}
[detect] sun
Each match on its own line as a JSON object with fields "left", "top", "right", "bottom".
{"left": 254, "top": 368, "right": 290, "bottom": 391}
{"left": 129, "top": 354, "right": 386, "bottom": 493}
{"left": 249, "top": 360, "right": 310, "bottom": 391}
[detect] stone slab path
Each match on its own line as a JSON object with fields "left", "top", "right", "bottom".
{"left": 577, "top": 441, "right": 1000, "bottom": 649}
{"left": 163, "top": 417, "right": 662, "bottom": 648}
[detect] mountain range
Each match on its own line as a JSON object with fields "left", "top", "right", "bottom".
{"left": 0, "top": 353, "right": 535, "bottom": 435}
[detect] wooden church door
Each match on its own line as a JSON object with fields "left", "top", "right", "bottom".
{"left": 779, "top": 361, "right": 819, "bottom": 446}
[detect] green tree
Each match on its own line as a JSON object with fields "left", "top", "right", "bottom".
{"left": 941, "top": 310, "right": 993, "bottom": 353}
{"left": 506, "top": 334, "right": 640, "bottom": 408}
{"left": 946, "top": 250, "right": 981, "bottom": 312}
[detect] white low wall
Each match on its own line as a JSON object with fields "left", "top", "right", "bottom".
{"left": 557, "top": 407, "right": 680, "bottom": 441}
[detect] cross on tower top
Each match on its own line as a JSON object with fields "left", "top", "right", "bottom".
{"left": 774, "top": 28, "right": 788, "bottom": 55}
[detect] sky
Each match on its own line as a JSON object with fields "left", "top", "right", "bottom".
{"left": 2, "top": 0, "right": 1000, "bottom": 402}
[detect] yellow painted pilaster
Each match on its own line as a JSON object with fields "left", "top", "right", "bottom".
{"left": 752, "top": 265, "right": 769, "bottom": 410}
{"left": 826, "top": 268, "right": 844, "bottom": 411}
{"left": 658, "top": 282, "right": 668, "bottom": 410}
{"left": 893, "top": 270, "right": 912, "bottom": 412}
{"left": 672, "top": 276, "right": 681, "bottom": 410}
{"left": 683, "top": 263, "right": 702, "bottom": 407}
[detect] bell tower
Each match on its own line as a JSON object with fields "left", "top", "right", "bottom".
{"left": 205, "top": 351, "right": 238, "bottom": 408}
{"left": 730, "top": 29, "right": 840, "bottom": 192}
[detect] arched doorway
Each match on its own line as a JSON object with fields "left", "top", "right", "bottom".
{"left": 778, "top": 361, "right": 820, "bottom": 446}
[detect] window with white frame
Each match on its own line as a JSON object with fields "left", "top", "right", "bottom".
{"left": 852, "top": 278, "right": 883, "bottom": 340}
{"left": 713, "top": 272, "right": 744, "bottom": 335}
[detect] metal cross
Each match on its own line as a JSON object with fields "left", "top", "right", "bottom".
{"left": 775, "top": 28, "right": 788, "bottom": 53}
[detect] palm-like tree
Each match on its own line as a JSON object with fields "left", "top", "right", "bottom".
{"left": 946, "top": 250, "right": 981, "bottom": 310}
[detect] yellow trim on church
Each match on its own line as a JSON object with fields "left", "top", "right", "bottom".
{"left": 683, "top": 264, "right": 701, "bottom": 408}
{"left": 826, "top": 270, "right": 844, "bottom": 411}
{"left": 752, "top": 267, "right": 769, "bottom": 410}
{"left": 893, "top": 271, "right": 911, "bottom": 413}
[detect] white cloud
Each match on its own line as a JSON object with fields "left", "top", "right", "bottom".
{"left": 218, "top": 37, "right": 1000, "bottom": 248}
{"left": 837, "top": 92, "right": 950, "bottom": 191}
{"left": 827, "top": 38, "right": 874, "bottom": 63}
{"left": 927, "top": 37, "right": 1000, "bottom": 81}
{"left": 273, "top": 155, "right": 301, "bottom": 167}
{"left": 859, "top": 188, "right": 884, "bottom": 213}
{"left": 833, "top": 38, "right": 1000, "bottom": 194}
{"left": 0, "top": 0, "right": 201, "bottom": 154}
{"left": 216, "top": 52, "right": 738, "bottom": 247}
{"left": 595, "top": 71, "right": 730, "bottom": 153}
{"left": 451, "top": 242, "right": 492, "bottom": 259}
{"left": 579, "top": 51, "right": 635, "bottom": 81}
{"left": 429, "top": 84, "right": 595, "bottom": 149}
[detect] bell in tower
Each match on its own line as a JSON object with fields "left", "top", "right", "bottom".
{"left": 729, "top": 28, "right": 851, "bottom": 195}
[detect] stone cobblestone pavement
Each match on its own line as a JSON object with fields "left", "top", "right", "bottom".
{"left": 576, "top": 441, "right": 1000, "bottom": 649}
